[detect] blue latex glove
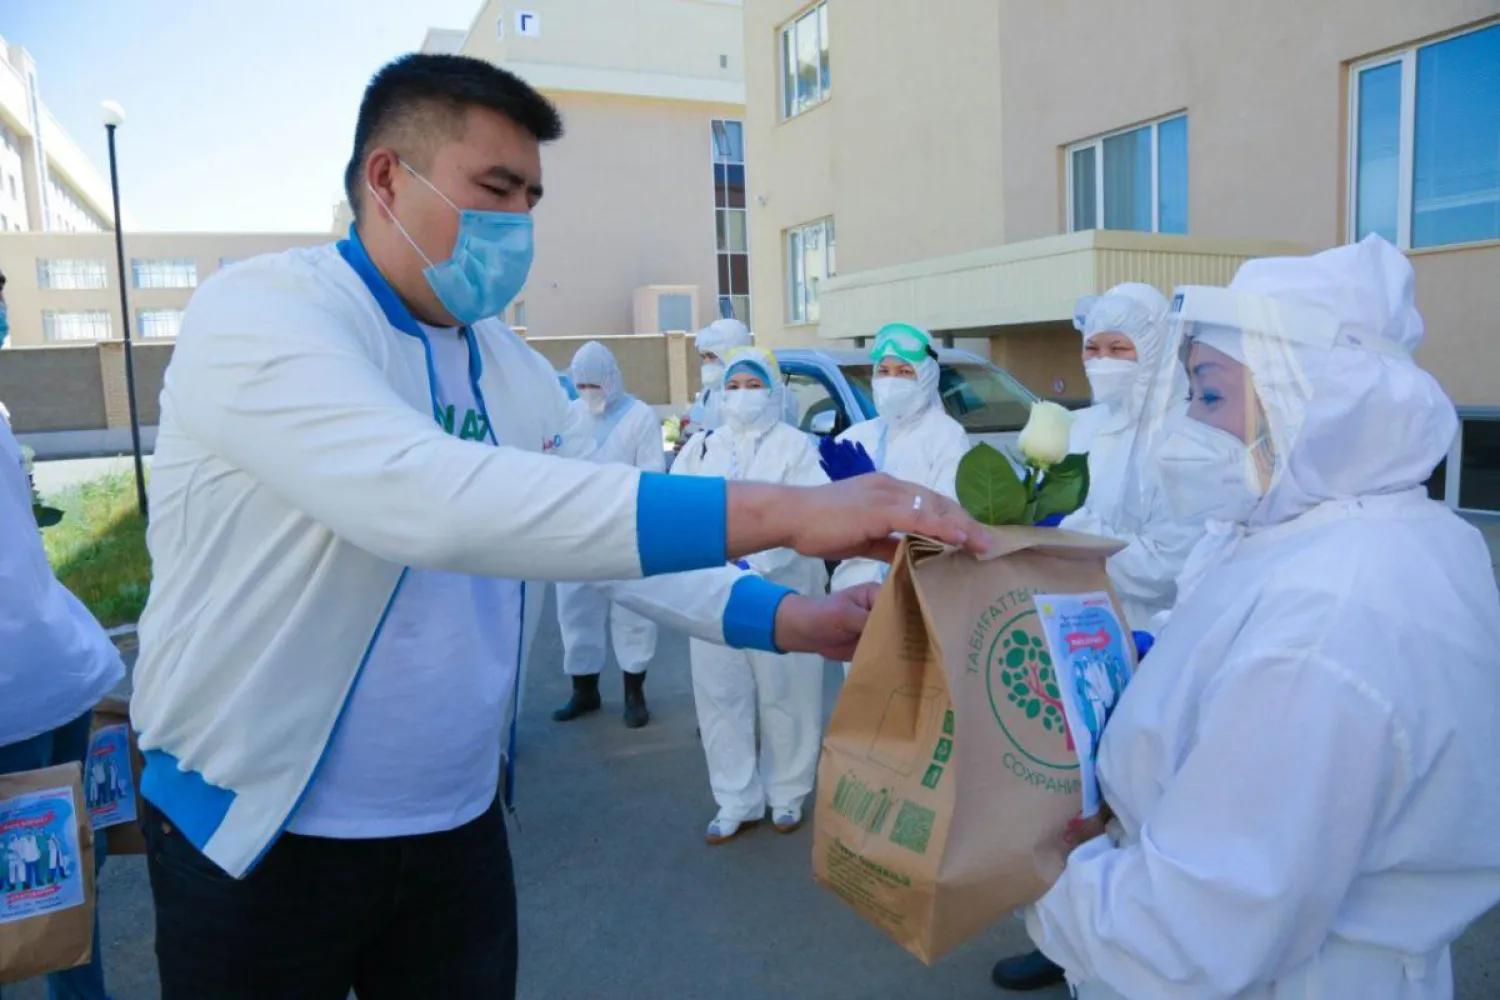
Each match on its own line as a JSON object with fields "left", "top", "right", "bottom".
{"left": 818, "top": 436, "right": 876, "bottom": 482}
{"left": 734, "top": 560, "right": 751, "bottom": 571}
{"left": 1131, "top": 631, "right": 1155, "bottom": 661}
{"left": 1034, "top": 513, "right": 1066, "bottom": 528}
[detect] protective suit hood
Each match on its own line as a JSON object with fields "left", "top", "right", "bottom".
{"left": 570, "top": 340, "right": 627, "bottom": 408}
{"left": 1212, "top": 236, "right": 1456, "bottom": 530}
{"left": 694, "top": 318, "right": 752, "bottom": 358}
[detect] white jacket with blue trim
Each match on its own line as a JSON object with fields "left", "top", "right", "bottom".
{"left": 132, "top": 232, "right": 790, "bottom": 877}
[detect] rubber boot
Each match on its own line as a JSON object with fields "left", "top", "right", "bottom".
{"left": 553, "top": 673, "right": 602, "bottom": 722}
{"left": 622, "top": 671, "right": 650, "bottom": 729}
{"left": 990, "top": 950, "right": 1064, "bottom": 992}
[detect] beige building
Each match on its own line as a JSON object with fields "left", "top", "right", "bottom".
{"left": 744, "top": 0, "right": 1500, "bottom": 512}
{"left": 405, "top": 0, "right": 751, "bottom": 338}
{"left": 0, "top": 231, "right": 329, "bottom": 348}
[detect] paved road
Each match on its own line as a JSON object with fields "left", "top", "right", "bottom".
{"left": 12, "top": 600, "right": 1500, "bottom": 998}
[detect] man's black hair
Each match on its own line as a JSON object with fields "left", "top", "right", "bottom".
{"left": 343, "top": 53, "right": 564, "bottom": 222}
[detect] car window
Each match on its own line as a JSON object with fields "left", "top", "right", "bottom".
{"left": 785, "top": 369, "right": 849, "bottom": 437}
{"left": 840, "top": 362, "right": 1033, "bottom": 433}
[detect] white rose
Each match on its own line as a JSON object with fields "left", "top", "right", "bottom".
{"left": 1018, "top": 401, "right": 1074, "bottom": 467}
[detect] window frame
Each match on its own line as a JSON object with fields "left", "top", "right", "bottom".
{"left": 41, "top": 310, "right": 112, "bottom": 343}
{"left": 780, "top": 1, "right": 830, "bottom": 121}
{"left": 36, "top": 259, "right": 110, "bottom": 291}
{"left": 1065, "top": 112, "right": 1188, "bottom": 234}
{"left": 1347, "top": 21, "right": 1500, "bottom": 250}
{"left": 710, "top": 117, "right": 752, "bottom": 327}
{"left": 784, "top": 217, "right": 835, "bottom": 326}
{"left": 131, "top": 258, "right": 199, "bottom": 290}
{"left": 137, "top": 308, "right": 185, "bottom": 340}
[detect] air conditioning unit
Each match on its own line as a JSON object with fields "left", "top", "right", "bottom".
{"left": 633, "top": 285, "right": 699, "bottom": 335}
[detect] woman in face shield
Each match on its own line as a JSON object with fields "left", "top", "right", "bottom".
{"left": 671, "top": 347, "right": 830, "bottom": 844}
{"left": 552, "top": 341, "right": 667, "bottom": 728}
{"left": 1024, "top": 237, "right": 1500, "bottom": 1000}
{"left": 829, "top": 325, "right": 970, "bottom": 670}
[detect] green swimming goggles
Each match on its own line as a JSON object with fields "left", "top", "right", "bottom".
{"left": 870, "top": 322, "right": 936, "bottom": 364}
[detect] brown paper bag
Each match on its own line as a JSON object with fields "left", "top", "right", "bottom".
{"left": 88, "top": 696, "right": 146, "bottom": 856}
{"left": 813, "top": 527, "right": 1126, "bottom": 964}
{"left": 0, "top": 763, "right": 96, "bottom": 984}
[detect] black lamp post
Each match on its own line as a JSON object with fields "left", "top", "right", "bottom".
{"left": 101, "top": 100, "right": 148, "bottom": 523}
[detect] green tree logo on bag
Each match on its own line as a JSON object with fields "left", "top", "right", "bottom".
{"left": 976, "top": 603, "right": 1078, "bottom": 775}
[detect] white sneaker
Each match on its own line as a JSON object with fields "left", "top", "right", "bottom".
{"left": 705, "top": 814, "right": 759, "bottom": 845}
{"left": 772, "top": 806, "right": 803, "bottom": 834}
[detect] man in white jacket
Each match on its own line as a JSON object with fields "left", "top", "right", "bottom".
{"left": 131, "top": 54, "right": 983, "bottom": 1000}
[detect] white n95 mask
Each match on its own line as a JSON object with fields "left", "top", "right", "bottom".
{"left": 701, "top": 362, "right": 726, "bottom": 389}
{"left": 873, "top": 377, "right": 927, "bottom": 424}
{"left": 579, "top": 388, "right": 608, "bottom": 416}
{"left": 1084, "top": 358, "right": 1138, "bottom": 410}
{"left": 721, "top": 388, "right": 777, "bottom": 433}
{"left": 1157, "top": 418, "right": 1267, "bottom": 524}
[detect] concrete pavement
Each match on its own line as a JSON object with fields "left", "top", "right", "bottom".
{"left": 9, "top": 586, "right": 1500, "bottom": 999}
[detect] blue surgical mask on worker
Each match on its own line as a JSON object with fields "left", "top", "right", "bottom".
{"left": 368, "top": 162, "right": 534, "bottom": 326}
{"left": 0, "top": 303, "right": 9, "bottom": 348}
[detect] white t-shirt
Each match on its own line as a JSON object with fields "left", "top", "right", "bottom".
{"left": 289, "top": 324, "right": 524, "bottom": 839}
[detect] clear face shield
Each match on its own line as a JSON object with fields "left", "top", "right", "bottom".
{"left": 1115, "top": 285, "right": 1342, "bottom": 532}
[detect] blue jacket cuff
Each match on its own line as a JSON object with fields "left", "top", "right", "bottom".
{"left": 636, "top": 472, "right": 727, "bottom": 576}
{"left": 722, "top": 575, "right": 794, "bottom": 652}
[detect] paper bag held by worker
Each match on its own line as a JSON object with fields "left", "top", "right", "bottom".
{"left": 812, "top": 526, "right": 1130, "bottom": 965}
{"left": 0, "top": 763, "right": 96, "bottom": 984}
{"left": 88, "top": 696, "right": 146, "bottom": 856}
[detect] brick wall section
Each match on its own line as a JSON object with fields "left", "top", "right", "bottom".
{"left": 99, "top": 342, "right": 172, "bottom": 427}
{"left": 0, "top": 345, "right": 108, "bottom": 432}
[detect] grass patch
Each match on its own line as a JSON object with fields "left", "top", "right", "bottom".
{"left": 41, "top": 472, "right": 150, "bottom": 628}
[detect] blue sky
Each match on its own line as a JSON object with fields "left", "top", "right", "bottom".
{"left": 5, "top": 0, "right": 481, "bottom": 232}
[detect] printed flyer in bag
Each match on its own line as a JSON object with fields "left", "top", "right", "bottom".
{"left": 1032, "top": 591, "right": 1133, "bottom": 818}
{"left": 0, "top": 785, "right": 85, "bottom": 925}
{"left": 85, "top": 723, "right": 138, "bottom": 830}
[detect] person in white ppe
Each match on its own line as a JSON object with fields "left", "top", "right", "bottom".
{"left": 553, "top": 340, "right": 666, "bottom": 728}
{"left": 1024, "top": 235, "right": 1500, "bottom": 1000}
{"left": 686, "top": 317, "right": 752, "bottom": 435}
{"left": 672, "top": 347, "right": 829, "bottom": 844}
{"left": 830, "top": 323, "right": 969, "bottom": 673}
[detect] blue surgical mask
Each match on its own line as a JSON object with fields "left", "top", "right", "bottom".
{"left": 0, "top": 302, "right": 9, "bottom": 347}
{"left": 368, "top": 162, "right": 534, "bottom": 326}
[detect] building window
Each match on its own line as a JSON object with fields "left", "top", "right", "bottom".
{"left": 711, "top": 118, "right": 751, "bottom": 325}
{"left": 42, "top": 310, "right": 112, "bottom": 342}
{"left": 132, "top": 258, "right": 198, "bottom": 289}
{"left": 1350, "top": 22, "right": 1500, "bottom": 249}
{"left": 1068, "top": 114, "right": 1189, "bottom": 235}
{"left": 786, "top": 217, "right": 835, "bottom": 325}
{"left": 781, "top": 2, "right": 830, "bottom": 120}
{"left": 511, "top": 300, "right": 527, "bottom": 328}
{"left": 137, "top": 308, "right": 184, "bottom": 340}
{"left": 218, "top": 257, "right": 240, "bottom": 270}
{"left": 36, "top": 259, "right": 109, "bottom": 290}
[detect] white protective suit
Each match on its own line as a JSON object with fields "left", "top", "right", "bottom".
{"left": 1062, "top": 283, "right": 1203, "bottom": 629}
{"left": 672, "top": 349, "right": 829, "bottom": 821}
{"left": 1026, "top": 236, "right": 1500, "bottom": 1000}
{"left": 830, "top": 353, "right": 969, "bottom": 595}
{"left": 688, "top": 318, "right": 752, "bottom": 433}
{"left": 555, "top": 341, "right": 665, "bottom": 677}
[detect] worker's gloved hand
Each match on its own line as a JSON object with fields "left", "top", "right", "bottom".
{"left": 772, "top": 584, "right": 880, "bottom": 661}
{"left": 1131, "top": 631, "right": 1155, "bottom": 661}
{"left": 818, "top": 437, "right": 876, "bottom": 482}
{"left": 728, "top": 475, "right": 993, "bottom": 566}
{"left": 1034, "top": 513, "right": 1066, "bottom": 528}
{"left": 733, "top": 560, "right": 751, "bottom": 571}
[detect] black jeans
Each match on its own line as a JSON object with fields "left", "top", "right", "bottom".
{"left": 145, "top": 800, "right": 518, "bottom": 1000}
